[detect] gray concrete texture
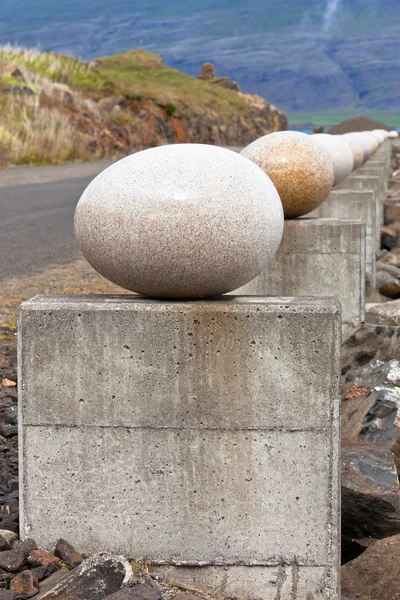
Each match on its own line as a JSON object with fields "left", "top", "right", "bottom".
{"left": 337, "top": 176, "right": 383, "bottom": 240}
{"left": 230, "top": 218, "right": 365, "bottom": 333}
{"left": 19, "top": 295, "right": 341, "bottom": 600}
{"left": 363, "top": 140, "right": 392, "bottom": 179}
{"left": 305, "top": 190, "right": 376, "bottom": 285}
{"left": 357, "top": 167, "right": 387, "bottom": 186}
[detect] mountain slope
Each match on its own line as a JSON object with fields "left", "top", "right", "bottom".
{"left": 0, "top": 47, "right": 286, "bottom": 166}
{"left": 0, "top": 0, "right": 399, "bottom": 112}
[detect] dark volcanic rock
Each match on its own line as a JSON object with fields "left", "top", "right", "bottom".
{"left": 35, "top": 572, "right": 69, "bottom": 595}
{"left": 102, "top": 585, "right": 162, "bottom": 600}
{"left": 31, "top": 566, "right": 51, "bottom": 582}
{"left": 366, "top": 298, "right": 400, "bottom": 325}
{"left": 10, "top": 570, "right": 39, "bottom": 598}
{"left": 0, "top": 590, "right": 15, "bottom": 599}
{"left": 31, "top": 553, "right": 126, "bottom": 599}
{"left": 342, "top": 534, "right": 400, "bottom": 600}
{"left": 54, "top": 540, "right": 82, "bottom": 569}
{"left": 342, "top": 325, "right": 400, "bottom": 370}
{"left": 376, "top": 268, "right": 400, "bottom": 298}
{"left": 381, "top": 225, "right": 400, "bottom": 251}
{"left": 0, "top": 549, "right": 25, "bottom": 572}
{"left": 341, "top": 359, "right": 400, "bottom": 474}
{"left": 12, "top": 540, "right": 37, "bottom": 557}
{"left": 0, "top": 426, "right": 18, "bottom": 439}
{"left": 27, "top": 550, "right": 62, "bottom": 579}
{"left": 342, "top": 443, "right": 400, "bottom": 542}
{"left": 0, "top": 520, "right": 18, "bottom": 537}
{"left": 169, "top": 595, "right": 199, "bottom": 600}
{"left": 0, "top": 532, "right": 17, "bottom": 552}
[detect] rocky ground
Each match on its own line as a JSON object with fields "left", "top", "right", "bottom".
{"left": 2, "top": 152, "right": 400, "bottom": 598}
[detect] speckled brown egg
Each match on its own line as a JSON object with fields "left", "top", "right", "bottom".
{"left": 241, "top": 131, "right": 334, "bottom": 219}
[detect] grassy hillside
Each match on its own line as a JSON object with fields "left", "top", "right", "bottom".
{"left": 0, "top": 46, "right": 286, "bottom": 166}
{"left": 0, "top": 46, "right": 245, "bottom": 111}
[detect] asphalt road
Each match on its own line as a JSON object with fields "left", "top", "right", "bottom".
{"left": 0, "top": 174, "right": 95, "bottom": 280}
{"left": 0, "top": 149, "right": 243, "bottom": 281}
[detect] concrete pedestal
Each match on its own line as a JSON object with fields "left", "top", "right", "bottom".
{"left": 306, "top": 190, "right": 376, "bottom": 285}
{"left": 360, "top": 160, "right": 390, "bottom": 180}
{"left": 231, "top": 218, "right": 365, "bottom": 333}
{"left": 338, "top": 176, "right": 383, "bottom": 234}
{"left": 376, "top": 139, "right": 393, "bottom": 168}
{"left": 357, "top": 167, "right": 386, "bottom": 184}
{"left": 19, "top": 295, "right": 341, "bottom": 600}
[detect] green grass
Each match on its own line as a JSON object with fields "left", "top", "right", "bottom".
{"left": 0, "top": 45, "right": 92, "bottom": 83}
{"left": 288, "top": 110, "right": 400, "bottom": 129}
{"left": 0, "top": 46, "right": 247, "bottom": 115}
{"left": 0, "top": 45, "right": 260, "bottom": 167}
{"left": 93, "top": 50, "right": 246, "bottom": 113}
{"left": 0, "top": 73, "right": 23, "bottom": 87}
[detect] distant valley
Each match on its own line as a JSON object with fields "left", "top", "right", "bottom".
{"left": 0, "top": 0, "right": 400, "bottom": 113}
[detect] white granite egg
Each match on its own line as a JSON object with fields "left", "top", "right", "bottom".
{"left": 370, "top": 130, "right": 384, "bottom": 144}
{"left": 74, "top": 144, "right": 284, "bottom": 298}
{"left": 344, "top": 133, "right": 373, "bottom": 162}
{"left": 372, "top": 129, "right": 387, "bottom": 142}
{"left": 341, "top": 135, "right": 364, "bottom": 169}
{"left": 313, "top": 134, "right": 354, "bottom": 186}
{"left": 362, "top": 132, "right": 379, "bottom": 153}
{"left": 389, "top": 130, "right": 399, "bottom": 139}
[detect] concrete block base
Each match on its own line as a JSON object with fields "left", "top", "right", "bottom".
{"left": 306, "top": 190, "right": 376, "bottom": 285}
{"left": 156, "top": 564, "right": 334, "bottom": 599}
{"left": 230, "top": 218, "right": 365, "bottom": 333}
{"left": 19, "top": 295, "right": 341, "bottom": 600}
{"left": 337, "top": 175, "right": 383, "bottom": 234}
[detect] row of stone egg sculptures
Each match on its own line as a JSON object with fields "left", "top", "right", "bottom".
{"left": 74, "top": 127, "right": 398, "bottom": 299}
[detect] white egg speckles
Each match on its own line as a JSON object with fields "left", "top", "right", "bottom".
{"left": 341, "top": 135, "right": 364, "bottom": 169}
{"left": 313, "top": 134, "right": 354, "bottom": 186}
{"left": 362, "top": 132, "right": 379, "bottom": 153}
{"left": 74, "top": 144, "right": 284, "bottom": 298}
{"left": 370, "top": 130, "right": 384, "bottom": 144}
{"left": 345, "top": 133, "right": 373, "bottom": 162}
{"left": 241, "top": 131, "right": 334, "bottom": 219}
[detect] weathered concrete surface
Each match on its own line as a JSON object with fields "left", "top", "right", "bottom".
{"left": 359, "top": 154, "right": 391, "bottom": 184}
{"left": 375, "top": 139, "right": 393, "bottom": 171}
{"left": 357, "top": 167, "right": 386, "bottom": 183}
{"left": 361, "top": 158, "right": 389, "bottom": 173}
{"left": 357, "top": 164, "right": 388, "bottom": 192}
{"left": 231, "top": 218, "right": 365, "bottom": 333}
{"left": 157, "top": 565, "right": 334, "bottom": 599}
{"left": 19, "top": 295, "right": 341, "bottom": 600}
{"left": 306, "top": 190, "right": 376, "bottom": 285}
{"left": 338, "top": 176, "right": 383, "bottom": 238}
